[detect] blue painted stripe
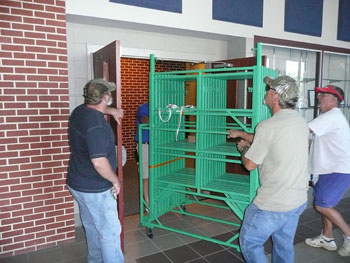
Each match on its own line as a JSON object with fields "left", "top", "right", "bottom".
{"left": 337, "top": 0, "right": 350, "bottom": 42}
{"left": 110, "top": 0, "right": 182, "bottom": 13}
{"left": 284, "top": 0, "right": 323, "bottom": 37}
{"left": 213, "top": 0, "right": 263, "bottom": 27}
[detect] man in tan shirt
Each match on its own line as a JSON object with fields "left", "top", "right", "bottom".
{"left": 228, "top": 76, "right": 309, "bottom": 263}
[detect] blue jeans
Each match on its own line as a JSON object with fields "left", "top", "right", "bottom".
{"left": 239, "top": 202, "right": 306, "bottom": 263}
{"left": 68, "top": 187, "right": 124, "bottom": 263}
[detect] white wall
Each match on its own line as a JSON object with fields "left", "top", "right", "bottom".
{"left": 66, "top": 0, "right": 349, "bottom": 111}
{"left": 67, "top": 22, "right": 230, "bottom": 111}
{"left": 66, "top": 0, "right": 350, "bottom": 50}
{"left": 67, "top": 22, "right": 229, "bottom": 62}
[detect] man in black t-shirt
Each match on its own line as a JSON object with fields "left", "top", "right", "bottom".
{"left": 67, "top": 79, "right": 124, "bottom": 263}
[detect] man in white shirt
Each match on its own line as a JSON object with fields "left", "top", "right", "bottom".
{"left": 305, "top": 85, "right": 350, "bottom": 257}
{"left": 229, "top": 76, "right": 309, "bottom": 263}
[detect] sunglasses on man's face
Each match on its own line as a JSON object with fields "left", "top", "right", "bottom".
{"left": 265, "top": 85, "right": 276, "bottom": 92}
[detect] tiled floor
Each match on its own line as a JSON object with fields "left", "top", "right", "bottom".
{"left": 1, "top": 197, "right": 349, "bottom": 263}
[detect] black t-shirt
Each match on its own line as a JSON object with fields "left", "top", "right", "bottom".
{"left": 66, "top": 104, "right": 116, "bottom": 192}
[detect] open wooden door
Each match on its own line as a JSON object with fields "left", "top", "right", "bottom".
{"left": 213, "top": 56, "right": 267, "bottom": 109}
{"left": 212, "top": 56, "right": 267, "bottom": 175}
{"left": 92, "top": 41, "right": 124, "bottom": 250}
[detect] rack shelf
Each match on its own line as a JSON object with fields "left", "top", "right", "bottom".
{"left": 156, "top": 141, "right": 239, "bottom": 156}
{"left": 156, "top": 170, "right": 250, "bottom": 201}
{"left": 157, "top": 168, "right": 195, "bottom": 188}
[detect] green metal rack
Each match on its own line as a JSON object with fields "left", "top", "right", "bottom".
{"left": 139, "top": 43, "right": 278, "bottom": 251}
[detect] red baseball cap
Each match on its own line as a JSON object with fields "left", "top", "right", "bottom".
{"left": 315, "top": 85, "right": 344, "bottom": 101}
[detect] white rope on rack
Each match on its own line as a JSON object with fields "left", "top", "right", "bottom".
{"left": 158, "top": 104, "right": 195, "bottom": 141}
{"left": 175, "top": 106, "right": 185, "bottom": 141}
{"left": 158, "top": 106, "right": 173, "bottom": 122}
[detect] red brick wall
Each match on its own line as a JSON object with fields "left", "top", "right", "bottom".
{"left": 0, "top": 0, "right": 73, "bottom": 257}
{"left": 121, "top": 58, "right": 186, "bottom": 160}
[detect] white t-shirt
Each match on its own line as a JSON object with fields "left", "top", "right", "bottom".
{"left": 308, "top": 107, "right": 350, "bottom": 174}
{"left": 245, "top": 109, "right": 309, "bottom": 212}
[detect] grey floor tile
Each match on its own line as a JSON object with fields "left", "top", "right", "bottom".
{"left": 293, "top": 233, "right": 304, "bottom": 244}
{"left": 214, "top": 231, "right": 239, "bottom": 242}
{"left": 293, "top": 243, "right": 328, "bottom": 263}
{"left": 337, "top": 198, "right": 350, "bottom": 210}
{"left": 164, "top": 218, "right": 193, "bottom": 231}
{"left": 189, "top": 240, "right": 225, "bottom": 257}
{"left": 60, "top": 242, "right": 87, "bottom": 261}
{"left": 194, "top": 222, "right": 232, "bottom": 238}
{"left": 186, "top": 258, "right": 209, "bottom": 263}
{"left": 309, "top": 253, "right": 350, "bottom": 263}
{"left": 173, "top": 227, "right": 205, "bottom": 244}
{"left": 340, "top": 210, "right": 350, "bottom": 220}
{"left": 205, "top": 249, "right": 244, "bottom": 263}
{"left": 74, "top": 227, "right": 86, "bottom": 243}
{"left": 125, "top": 229, "right": 149, "bottom": 245}
{"left": 158, "top": 212, "right": 183, "bottom": 224}
{"left": 295, "top": 224, "right": 320, "bottom": 239}
{"left": 164, "top": 245, "right": 201, "bottom": 263}
{"left": 226, "top": 248, "right": 244, "bottom": 261}
{"left": 219, "top": 222, "right": 240, "bottom": 233}
{"left": 124, "top": 214, "right": 143, "bottom": 232}
{"left": 298, "top": 212, "right": 316, "bottom": 224}
{"left": 203, "top": 209, "right": 240, "bottom": 222}
{"left": 124, "top": 239, "right": 161, "bottom": 261}
{"left": 27, "top": 247, "right": 64, "bottom": 263}
{"left": 302, "top": 208, "right": 320, "bottom": 217}
{"left": 182, "top": 215, "right": 210, "bottom": 226}
{"left": 150, "top": 233, "right": 185, "bottom": 251}
{"left": 135, "top": 252, "right": 172, "bottom": 263}
{"left": 173, "top": 233, "right": 201, "bottom": 245}
{"left": 0, "top": 254, "right": 28, "bottom": 263}
{"left": 146, "top": 225, "right": 177, "bottom": 238}
{"left": 303, "top": 218, "right": 323, "bottom": 232}
{"left": 63, "top": 256, "right": 87, "bottom": 263}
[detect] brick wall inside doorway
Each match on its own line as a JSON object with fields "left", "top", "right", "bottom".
{"left": 120, "top": 58, "right": 186, "bottom": 160}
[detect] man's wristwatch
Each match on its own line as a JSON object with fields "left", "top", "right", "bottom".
{"left": 238, "top": 146, "right": 249, "bottom": 155}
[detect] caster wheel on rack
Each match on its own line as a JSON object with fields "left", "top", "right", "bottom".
{"left": 146, "top": 228, "right": 153, "bottom": 239}
{"left": 181, "top": 204, "right": 186, "bottom": 213}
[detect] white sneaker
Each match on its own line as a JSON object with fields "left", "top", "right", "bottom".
{"left": 338, "top": 238, "right": 350, "bottom": 257}
{"left": 305, "top": 234, "right": 337, "bottom": 251}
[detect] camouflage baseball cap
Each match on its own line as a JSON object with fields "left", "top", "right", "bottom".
{"left": 83, "top": 78, "right": 115, "bottom": 104}
{"left": 264, "top": 75, "right": 299, "bottom": 107}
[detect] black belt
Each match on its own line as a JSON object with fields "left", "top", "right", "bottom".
{"left": 142, "top": 142, "right": 149, "bottom": 144}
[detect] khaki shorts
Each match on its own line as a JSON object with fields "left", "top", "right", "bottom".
{"left": 137, "top": 143, "right": 149, "bottom": 179}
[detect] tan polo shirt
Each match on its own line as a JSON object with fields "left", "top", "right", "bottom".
{"left": 245, "top": 109, "right": 309, "bottom": 212}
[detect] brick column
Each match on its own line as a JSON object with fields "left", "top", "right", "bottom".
{"left": 0, "top": 0, "right": 74, "bottom": 257}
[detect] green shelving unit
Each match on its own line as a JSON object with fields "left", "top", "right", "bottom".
{"left": 139, "top": 43, "right": 278, "bottom": 251}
